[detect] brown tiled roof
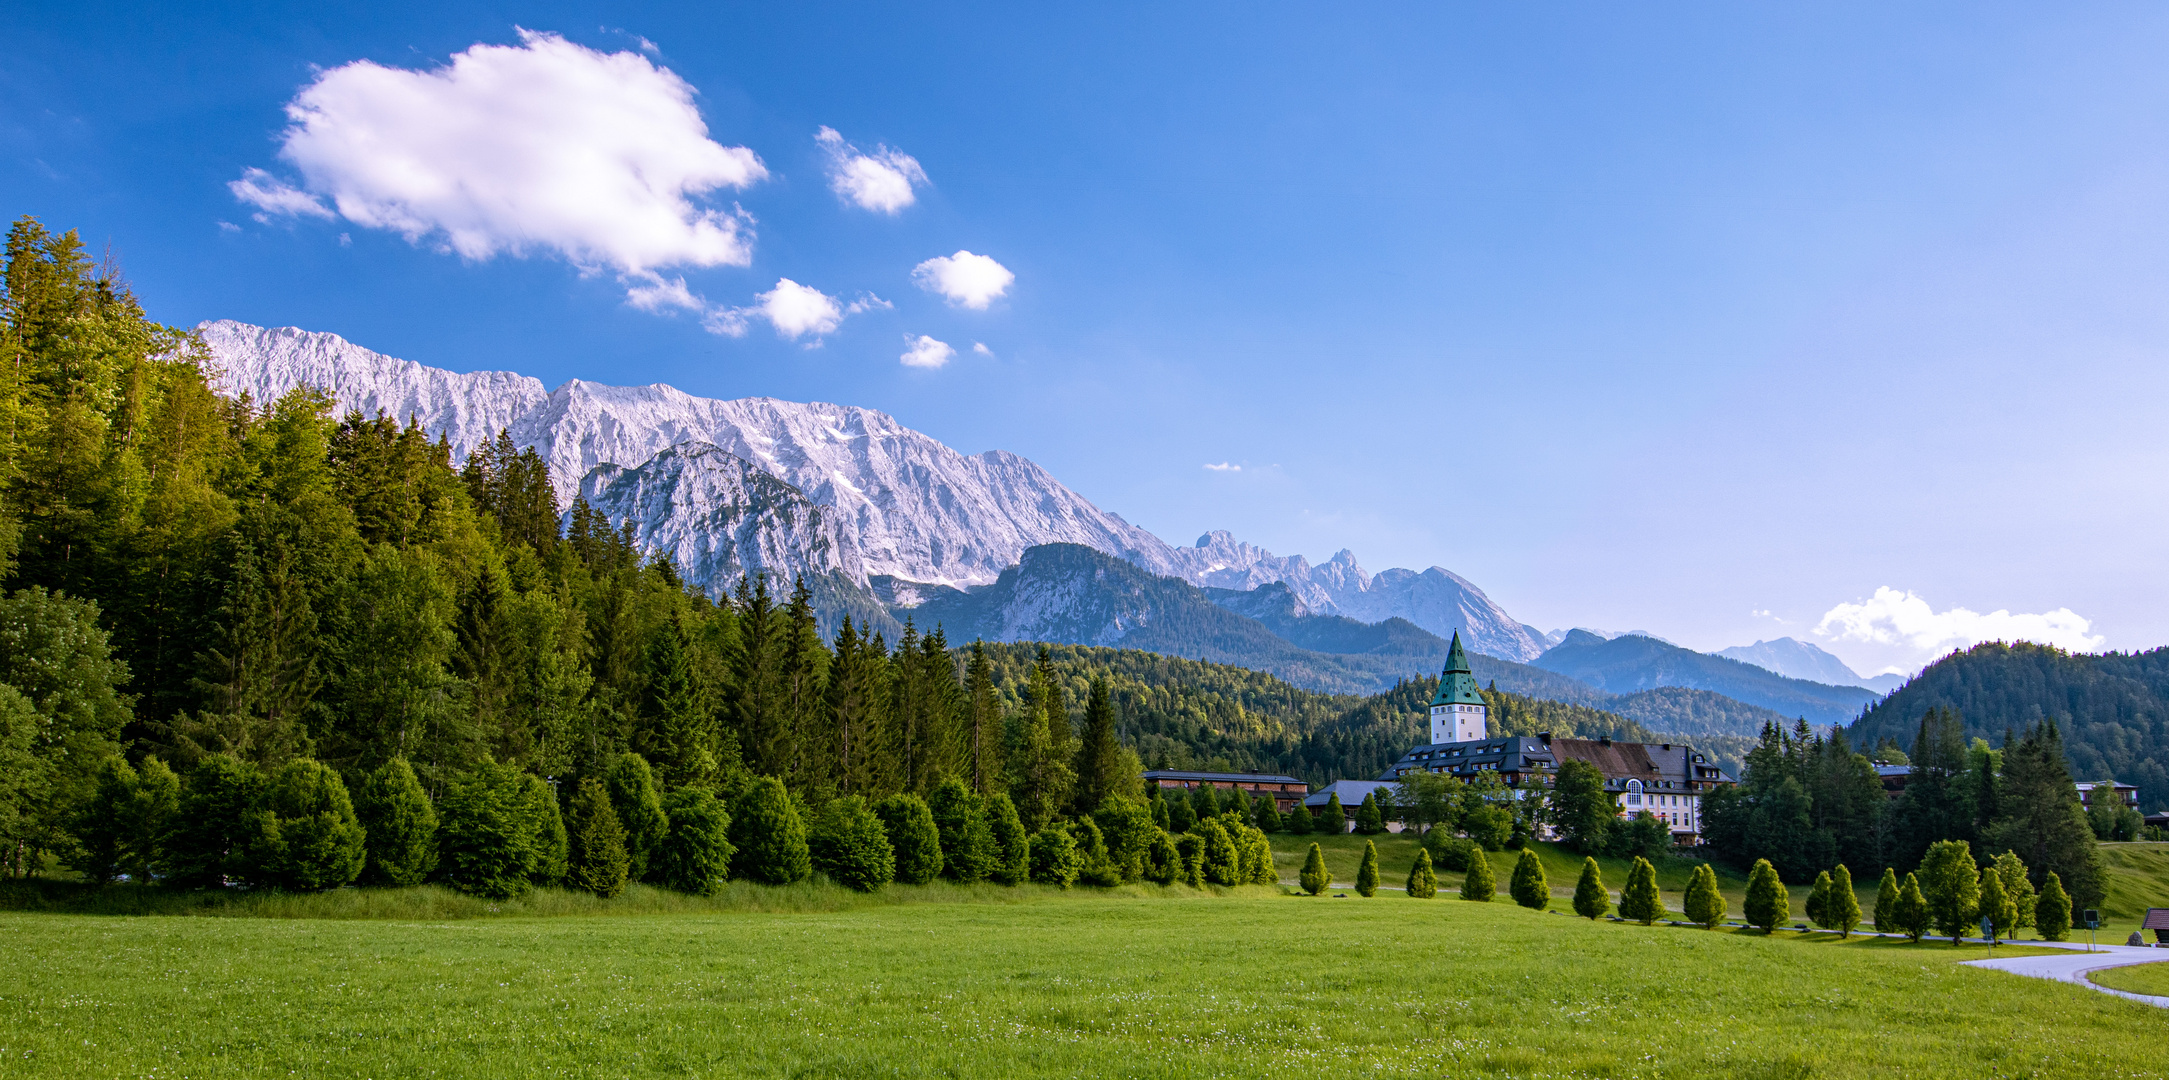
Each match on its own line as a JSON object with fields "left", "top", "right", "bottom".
{"left": 2144, "top": 908, "right": 2169, "bottom": 931}
{"left": 1550, "top": 738, "right": 1660, "bottom": 780}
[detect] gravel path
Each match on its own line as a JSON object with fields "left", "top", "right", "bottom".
{"left": 1965, "top": 942, "right": 2169, "bottom": 1009}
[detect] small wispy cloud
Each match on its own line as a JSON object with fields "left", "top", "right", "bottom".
{"left": 972, "top": 342, "right": 993, "bottom": 357}
{"left": 1204, "top": 462, "right": 1240, "bottom": 472}
{"left": 900, "top": 334, "right": 954, "bottom": 369}
{"left": 816, "top": 127, "right": 928, "bottom": 214}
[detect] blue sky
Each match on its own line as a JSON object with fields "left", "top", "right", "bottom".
{"left": 7, "top": 2, "right": 2168, "bottom": 675}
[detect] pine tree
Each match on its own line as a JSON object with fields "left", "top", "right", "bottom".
{"left": 1189, "top": 782, "right": 1219, "bottom": 822}
{"left": 2034, "top": 871, "right": 2071, "bottom": 941}
{"left": 1828, "top": 864, "right": 1862, "bottom": 938}
{"left": 729, "top": 777, "right": 811, "bottom": 885}
{"left": 1893, "top": 872, "right": 1932, "bottom": 943}
{"left": 1253, "top": 792, "right": 1282, "bottom": 833}
{"left": 1806, "top": 871, "right": 1832, "bottom": 929}
{"left": 1462, "top": 848, "right": 1496, "bottom": 902}
{"left": 1028, "top": 825, "right": 1082, "bottom": 887}
{"left": 1300, "top": 843, "right": 1329, "bottom": 895}
{"left": 1873, "top": 866, "right": 1900, "bottom": 933}
{"left": 1007, "top": 690, "right": 1075, "bottom": 833}
{"left": 1744, "top": 858, "right": 1788, "bottom": 932}
{"left": 964, "top": 642, "right": 1000, "bottom": 796}
{"left": 985, "top": 791, "right": 1029, "bottom": 885}
{"left": 1918, "top": 839, "right": 1980, "bottom": 944}
{"left": 824, "top": 619, "right": 891, "bottom": 797}
{"left": 1355, "top": 791, "right": 1385, "bottom": 835}
{"left": 1071, "top": 678, "right": 1129, "bottom": 814}
{"left": 730, "top": 577, "right": 786, "bottom": 786}
{"left": 1509, "top": 847, "right": 1549, "bottom": 910}
{"left": 636, "top": 617, "right": 715, "bottom": 788}
{"left": 1285, "top": 800, "right": 1313, "bottom": 835}
{"left": 1992, "top": 851, "right": 2036, "bottom": 933}
{"left": 240, "top": 757, "right": 366, "bottom": 892}
{"left": 1573, "top": 857, "right": 1609, "bottom": 920}
{"left": 1619, "top": 856, "right": 1663, "bottom": 924}
{"left": 873, "top": 792, "right": 942, "bottom": 885}
{"left": 1319, "top": 793, "right": 1346, "bottom": 834}
{"left": 1979, "top": 864, "right": 2014, "bottom": 943}
{"left": 1683, "top": 863, "right": 1725, "bottom": 928}
{"left": 652, "top": 787, "right": 734, "bottom": 896}
{"left": 778, "top": 577, "right": 830, "bottom": 792}
{"left": 604, "top": 753, "right": 668, "bottom": 881}
{"left": 1982, "top": 721, "right": 2104, "bottom": 913}
{"left": 1406, "top": 848, "right": 1437, "bottom": 898}
{"left": 809, "top": 795, "right": 895, "bottom": 892}
{"left": 356, "top": 757, "right": 437, "bottom": 886}
{"left": 564, "top": 777, "right": 630, "bottom": 897}
{"left": 1167, "top": 789, "right": 1199, "bottom": 832}
{"left": 1355, "top": 840, "right": 1380, "bottom": 896}
{"left": 517, "top": 773, "right": 567, "bottom": 887}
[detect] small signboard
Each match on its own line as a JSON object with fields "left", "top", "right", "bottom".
{"left": 2082, "top": 909, "right": 2101, "bottom": 931}
{"left": 1979, "top": 917, "right": 1993, "bottom": 941}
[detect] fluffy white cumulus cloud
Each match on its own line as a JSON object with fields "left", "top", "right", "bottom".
{"left": 234, "top": 30, "right": 766, "bottom": 291}
{"left": 816, "top": 127, "right": 927, "bottom": 214}
{"left": 705, "top": 281, "right": 886, "bottom": 341}
{"left": 912, "top": 250, "right": 1014, "bottom": 309}
{"left": 900, "top": 335, "right": 955, "bottom": 369}
{"left": 1813, "top": 587, "right": 2106, "bottom": 662}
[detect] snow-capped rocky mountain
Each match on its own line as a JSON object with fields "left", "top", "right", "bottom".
{"left": 581, "top": 443, "right": 860, "bottom": 587}
{"left": 1715, "top": 637, "right": 1907, "bottom": 694}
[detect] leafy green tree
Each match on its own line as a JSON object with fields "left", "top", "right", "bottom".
{"left": 1461, "top": 848, "right": 1496, "bottom": 902}
{"left": 1252, "top": 792, "right": 1282, "bottom": 833}
{"left": 1318, "top": 793, "right": 1346, "bottom": 835}
{"left": 1092, "top": 795, "right": 1156, "bottom": 881}
{"left": 0, "top": 686, "right": 43, "bottom": 877}
{"left": 1423, "top": 831, "right": 1479, "bottom": 872}
{"left": 1464, "top": 804, "right": 1513, "bottom": 851}
{"left": 1239, "top": 821, "right": 1276, "bottom": 885}
{"left": 564, "top": 776, "right": 629, "bottom": 897}
{"left": 2034, "top": 871, "right": 2071, "bottom": 941}
{"left": 1918, "top": 839, "right": 1980, "bottom": 944}
{"left": 356, "top": 757, "right": 437, "bottom": 886}
{"left": 1284, "top": 799, "right": 1312, "bottom": 835}
{"left": 1683, "top": 863, "right": 1725, "bottom": 928}
{"left": 1028, "top": 824, "right": 1081, "bottom": 888}
{"left": 1619, "top": 857, "right": 1663, "bottom": 924}
{"left": 872, "top": 792, "right": 941, "bottom": 885}
{"left": 72, "top": 756, "right": 160, "bottom": 883}
{"left": 1195, "top": 817, "right": 1240, "bottom": 886}
{"left": 1573, "top": 857, "right": 1609, "bottom": 920}
{"left": 1991, "top": 851, "right": 2035, "bottom": 933}
{"left": 1892, "top": 872, "right": 1932, "bottom": 943}
{"left": 1806, "top": 871, "right": 1831, "bottom": 930}
{"left": 1510, "top": 847, "right": 1549, "bottom": 910}
{"left": 1978, "top": 864, "right": 2014, "bottom": 943}
{"left": 928, "top": 778, "right": 997, "bottom": 884}
{"left": 1072, "top": 815, "right": 1122, "bottom": 887}
{"left": 604, "top": 753, "right": 668, "bottom": 882}
{"left": 1354, "top": 791, "right": 1385, "bottom": 835}
{"left": 1355, "top": 840, "right": 1380, "bottom": 896}
{"left": 1406, "top": 848, "right": 1437, "bottom": 898}
{"left": 1827, "top": 864, "right": 1862, "bottom": 938}
{"left": 1744, "top": 858, "right": 1788, "bottom": 933}
{"left": 238, "top": 758, "right": 366, "bottom": 891}
{"left": 518, "top": 772, "right": 567, "bottom": 887}
{"left": 809, "top": 795, "right": 895, "bottom": 892}
{"left": 0, "top": 587, "right": 133, "bottom": 866}
{"left": 1873, "top": 866, "right": 1899, "bottom": 932}
{"left": 1144, "top": 829, "right": 1180, "bottom": 885}
{"left": 159, "top": 754, "right": 264, "bottom": 888}
{"left": 730, "top": 777, "right": 811, "bottom": 885}
{"left": 1392, "top": 770, "right": 1464, "bottom": 837}
{"left": 984, "top": 791, "right": 1029, "bottom": 885}
{"left": 1549, "top": 759, "right": 1614, "bottom": 853}
{"left": 652, "top": 787, "right": 733, "bottom": 896}
{"left": 1300, "top": 843, "right": 1329, "bottom": 895}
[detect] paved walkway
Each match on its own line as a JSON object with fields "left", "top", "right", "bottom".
{"left": 1964, "top": 941, "right": 2169, "bottom": 1009}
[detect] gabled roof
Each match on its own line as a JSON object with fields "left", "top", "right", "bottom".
{"left": 1429, "top": 631, "right": 1487, "bottom": 707}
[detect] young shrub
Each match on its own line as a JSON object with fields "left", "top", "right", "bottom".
{"left": 985, "top": 791, "right": 1029, "bottom": 885}
{"left": 357, "top": 758, "right": 437, "bottom": 886}
{"left": 1073, "top": 816, "right": 1122, "bottom": 887}
{"left": 1028, "top": 825, "right": 1082, "bottom": 888}
{"left": 1828, "top": 864, "right": 1862, "bottom": 938}
{"left": 1318, "top": 793, "right": 1346, "bottom": 835}
{"left": 605, "top": 754, "right": 668, "bottom": 882}
{"left": 1510, "top": 847, "right": 1549, "bottom": 910}
{"left": 1683, "top": 863, "right": 1725, "bottom": 929}
{"left": 1092, "top": 795, "right": 1157, "bottom": 882}
{"left": 1893, "top": 872, "right": 1932, "bottom": 943}
{"left": 517, "top": 773, "right": 567, "bottom": 887}
{"left": 731, "top": 777, "right": 812, "bottom": 885}
{"left": 1573, "top": 857, "right": 1609, "bottom": 920}
{"left": 159, "top": 754, "right": 265, "bottom": 889}
{"left": 436, "top": 760, "right": 539, "bottom": 899}
{"left": 1979, "top": 864, "right": 2014, "bottom": 943}
{"left": 2034, "top": 871, "right": 2072, "bottom": 942}
{"left": 1144, "top": 830, "right": 1181, "bottom": 885}
{"left": 241, "top": 758, "right": 367, "bottom": 892}
{"left": 928, "top": 778, "right": 992, "bottom": 884}
{"left": 1172, "top": 832, "right": 1205, "bottom": 887}
{"left": 1461, "top": 849, "right": 1496, "bottom": 902}
{"left": 564, "top": 776, "right": 629, "bottom": 898}
{"left": 1148, "top": 787, "right": 1170, "bottom": 830}
{"left": 1619, "top": 856, "right": 1664, "bottom": 925}
{"left": 1355, "top": 791, "right": 1385, "bottom": 835}
{"left": 1992, "top": 851, "right": 2036, "bottom": 934}
{"left": 1195, "top": 818, "right": 1240, "bottom": 886}
{"left": 1424, "top": 831, "right": 1479, "bottom": 873}
{"left": 1873, "top": 866, "right": 1900, "bottom": 933}
{"left": 1284, "top": 799, "right": 1313, "bottom": 835}
{"left": 1355, "top": 840, "right": 1380, "bottom": 896}
{"left": 1917, "top": 839, "right": 1980, "bottom": 945}
{"left": 1188, "top": 784, "right": 1219, "bottom": 822}
{"left": 1300, "top": 842, "right": 1329, "bottom": 896}
{"left": 652, "top": 787, "right": 733, "bottom": 896}
{"left": 810, "top": 795, "right": 895, "bottom": 892}
{"left": 1406, "top": 848, "right": 1437, "bottom": 898}
{"left": 1253, "top": 793, "right": 1282, "bottom": 833}
{"left": 1242, "top": 824, "right": 1277, "bottom": 885}
{"left": 1806, "top": 871, "right": 1832, "bottom": 930}
{"left": 871, "top": 792, "right": 942, "bottom": 885}
{"left": 1744, "top": 858, "right": 1788, "bottom": 933}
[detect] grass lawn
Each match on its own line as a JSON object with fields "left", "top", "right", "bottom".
{"left": 2095, "top": 842, "right": 2169, "bottom": 936}
{"left": 2089, "top": 960, "right": 2169, "bottom": 997}
{"left": 1, "top": 886, "right": 2159, "bottom": 1078}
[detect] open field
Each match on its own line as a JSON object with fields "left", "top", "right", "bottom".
{"left": 2095, "top": 842, "right": 2169, "bottom": 926}
{"left": 2089, "top": 960, "right": 2169, "bottom": 996}
{"left": 1, "top": 887, "right": 2160, "bottom": 1079}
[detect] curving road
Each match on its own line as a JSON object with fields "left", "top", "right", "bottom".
{"left": 1965, "top": 942, "right": 2169, "bottom": 1009}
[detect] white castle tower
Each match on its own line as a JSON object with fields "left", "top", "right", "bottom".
{"left": 1429, "top": 631, "right": 1489, "bottom": 744}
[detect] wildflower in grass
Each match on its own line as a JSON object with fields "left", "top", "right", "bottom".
{"left": 1573, "top": 857, "right": 1608, "bottom": 920}
{"left": 1355, "top": 840, "right": 1379, "bottom": 896}
{"left": 1300, "top": 843, "right": 1329, "bottom": 895}
{"left": 1405, "top": 848, "right": 1437, "bottom": 898}
{"left": 1619, "top": 856, "right": 1663, "bottom": 925}
{"left": 1744, "top": 858, "right": 1787, "bottom": 933}
{"left": 1510, "top": 847, "right": 1548, "bottom": 910}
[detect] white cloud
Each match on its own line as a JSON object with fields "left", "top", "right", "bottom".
{"left": 1204, "top": 462, "right": 1240, "bottom": 472}
{"left": 1813, "top": 587, "right": 2106, "bottom": 658}
{"left": 912, "top": 250, "right": 1014, "bottom": 309}
{"left": 972, "top": 342, "right": 993, "bottom": 356}
{"left": 625, "top": 274, "right": 703, "bottom": 312}
{"left": 900, "top": 335, "right": 955, "bottom": 369}
{"left": 705, "top": 278, "right": 875, "bottom": 341}
{"left": 233, "top": 29, "right": 766, "bottom": 302}
{"left": 816, "top": 127, "right": 927, "bottom": 214}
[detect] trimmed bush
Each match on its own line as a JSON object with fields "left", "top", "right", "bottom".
{"left": 2035, "top": 871, "right": 2071, "bottom": 941}
{"left": 1744, "top": 858, "right": 1787, "bottom": 933}
{"left": 1144, "top": 830, "right": 1180, "bottom": 885}
{"left": 1355, "top": 840, "right": 1380, "bottom": 896}
{"left": 1827, "top": 864, "right": 1861, "bottom": 937}
{"left": 1806, "top": 871, "right": 1832, "bottom": 929}
{"left": 1573, "top": 857, "right": 1609, "bottom": 920}
{"left": 1992, "top": 852, "right": 2035, "bottom": 933}
{"left": 985, "top": 791, "right": 1029, "bottom": 885}
{"left": 872, "top": 793, "right": 942, "bottom": 885}
{"left": 564, "top": 777, "right": 629, "bottom": 897}
{"left": 357, "top": 758, "right": 436, "bottom": 886}
{"left": 652, "top": 787, "right": 733, "bottom": 895}
{"left": 605, "top": 754, "right": 668, "bottom": 881}
{"left": 1461, "top": 849, "right": 1495, "bottom": 902}
{"left": 928, "top": 778, "right": 993, "bottom": 884}
{"left": 1873, "top": 866, "right": 1899, "bottom": 932}
{"left": 730, "top": 777, "right": 811, "bottom": 885}
{"left": 1300, "top": 842, "right": 1329, "bottom": 895}
{"left": 1028, "top": 825, "right": 1082, "bottom": 887}
{"left": 1683, "top": 863, "right": 1725, "bottom": 928}
{"left": 1195, "top": 818, "right": 1239, "bottom": 886}
{"left": 159, "top": 754, "right": 265, "bottom": 889}
{"left": 1619, "top": 856, "right": 1663, "bottom": 925}
{"left": 1893, "top": 872, "right": 1932, "bottom": 943}
{"left": 1238, "top": 823, "right": 1276, "bottom": 885}
{"left": 74, "top": 755, "right": 174, "bottom": 884}
{"left": 241, "top": 758, "right": 366, "bottom": 892}
{"left": 1406, "top": 848, "right": 1437, "bottom": 898}
{"left": 1510, "top": 847, "right": 1549, "bottom": 910}
{"left": 810, "top": 795, "right": 895, "bottom": 892}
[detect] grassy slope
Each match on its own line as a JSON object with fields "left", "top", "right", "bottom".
{"left": 2095, "top": 842, "right": 2169, "bottom": 923}
{"left": 0, "top": 892, "right": 2155, "bottom": 1079}
{"left": 2089, "top": 961, "right": 2169, "bottom": 996}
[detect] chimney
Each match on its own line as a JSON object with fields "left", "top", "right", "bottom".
{"left": 1599, "top": 737, "right": 1612, "bottom": 747}
{"left": 1537, "top": 732, "right": 1552, "bottom": 746}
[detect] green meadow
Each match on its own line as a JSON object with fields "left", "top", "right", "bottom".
{"left": 2089, "top": 961, "right": 2169, "bottom": 997}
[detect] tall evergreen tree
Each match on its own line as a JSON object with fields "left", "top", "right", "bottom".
{"left": 1071, "top": 678, "right": 1128, "bottom": 813}
{"left": 1354, "top": 840, "right": 1380, "bottom": 897}
{"left": 1318, "top": 793, "right": 1346, "bottom": 835}
{"left": 964, "top": 641, "right": 1001, "bottom": 797}
{"left": 1300, "top": 843, "right": 1329, "bottom": 895}
{"left": 1510, "top": 847, "right": 1549, "bottom": 910}
{"left": 777, "top": 577, "right": 829, "bottom": 792}
{"left": 564, "top": 776, "right": 630, "bottom": 898}
{"left": 1007, "top": 692, "right": 1074, "bottom": 832}
{"left": 1461, "top": 848, "right": 1496, "bottom": 902}
{"left": 636, "top": 617, "right": 715, "bottom": 788}
{"left": 729, "top": 576, "right": 785, "bottom": 782}
{"left": 1573, "top": 857, "right": 1609, "bottom": 920}
{"left": 1893, "top": 872, "right": 1931, "bottom": 943}
{"left": 1982, "top": 720, "right": 2104, "bottom": 911}
{"left": 823, "top": 620, "right": 890, "bottom": 797}
{"left": 1619, "top": 856, "right": 1664, "bottom": 925}
{"left": 1354, "top": 791, "right": 1385, "bottom": 835}
{"left": 1873, "top": 866, "right": 1900, "bottom": 932}
{"left": 1683, "top": 863, "right": 1725, "bottom": 928}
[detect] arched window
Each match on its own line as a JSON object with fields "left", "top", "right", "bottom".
{"left": 1625, "top": 779, "right": 1643, "bottom": 807}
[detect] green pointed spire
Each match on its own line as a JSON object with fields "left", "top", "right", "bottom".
{"left": 1430, "top": 631, "right": 1486, "bottom": 708}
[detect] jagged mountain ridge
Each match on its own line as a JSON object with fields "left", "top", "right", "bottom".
{"left": 1535, "top": 629, "right": 1881, "bottom": 726}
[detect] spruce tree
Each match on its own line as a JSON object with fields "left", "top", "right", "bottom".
{"left": 1355, "top": 791, "right": 1385, "bottom": 835}
{"left": 1355, "top": 840, "right": 1380, "bottom": 896}
{"left": 2034, "top": 871, "right": 2071, "bottom": 941}
{"left": 1873, "top": 866, "right": 1900, "bottom": 933}
{"left": 1893, "top": 872, "right": 1932, "bottom": 943}
{"left": 965, "top": 642, "right": 1000, "bottom": 796}
{"left": 1744, "top": 858, "right": 1788, "bottom": 933}
{"left": 1573, "top": 857, "right": 1609, "bottom": 920}
{"left": 985, "top": 791, "right": 1029, "bottom": 885}
{"left": 1806, "top": 871, "right": 1832, "bottom": 929}
{"left": 1189, "top": 782, "right": 1219, "bottom": 822}
{"left": 872, "top": 792, "right": 942, "bottom": 885}
{"left": 1683, "top": 863, "right": 1725, "bottom": 928}
{"left": 356, "top": 757, "right": 437, "bottom": 886}
{"left": 1620, "top": 856, "right": 1663, "bottom": 925}
{"left": 1253, "top": 793, "right": 1282, "bottom": 833}
{"left": 241, "top": 757, "right": 367, "bottom": 892}
{"left": 1510, "top": 847, "right": 1549, "bottom": 910}
{"left": 1406, "top": 847, "right": 1437, "bottom": 898}
{"left": 1991, "top": 851, "right": 2035, "bottom": 933}
{"left": 1027, "top": 825, "right": 1081, "bottom": 887}
{"left": 1918, "top": 839, "right": 1980, "bottom": 944}
{"left": 1461, "top": 848, "right": 1496, "bottom": 901}
{"left": 1978, "top": 864, "right": 2014, "bottom": 943}
{"left": 729, "top": 777, "right": 811, "bottom": 885}
{"left": 652, "top": 787, "right": 733, "bottom": 895}
{"left": 1828, "top": 864, "right": 1862, "bottom": 938}
{"left": 809, "top": 795, "right": 895, "bottom": 892}
{"left": 1071, "top": 678, "right": 1128, "bottom": 813}
{"left": 1319, "top": 793, "right": 1346, "bottom": 834}
{"left": 1167, "top": 789, "right": 1199, "bottom": 832}
{"left": 1286, "top": 799, "right": 1313, "bottom": 835}
{"left": 604, "top": 753, "right": 668, "bottom": 882}
{"left": 564, "top": 776, "right": 630, "bottom": 897}
{"left": 518, "top": 773, "right": 568, "bottom": 887}
{"left": 1300, "top": 842, "right": 1329, "bottom": 895}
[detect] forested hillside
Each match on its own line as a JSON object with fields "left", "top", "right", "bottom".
{"left": 1848, "top": 643, "right": 2169, "bottom": 811}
